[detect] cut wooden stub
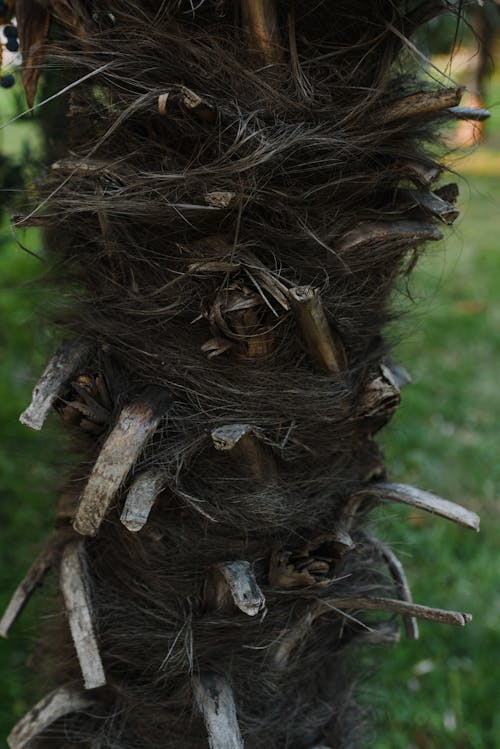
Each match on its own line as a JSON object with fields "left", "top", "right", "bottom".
{"left": 193, "top": 672, "right": 244, "bottom": 749}
{"left": 211, "top": 423, "right": 276, "bottom": 481}
{"left": 60, "top": 540, "right": 106, "bottom": 690}
{"left": 120, "top": 468, "right": 165, "bottom": 532}
{"left": 289, "top": 286, "right": 347, "bottom": 374}
{"left": 410, "top": 188, "right": 459, "bottom": 225}
{"left": 402, "top": 159, "right": 442, "bottom": 187}
{"left": 370, "top": 537, "right": 419, "bottom": 640}
{"left": 240, "top": 0, "right": 283, "bottom": 64}
{"left": 74, "top": 391, "right": 166, "bottom": 536}
{"left": 382, "top": 86, "right": 464, "bottom": 123}
{"left": 19, "top": 340, "right": 92, "bottom": 431}
{"left": 356, "top": 482, "right": 480, "bottom": 531}
{"left": 0, "top": 537, "right": 58, "bottom": 638}
{"left": 7, "top": 686, "right": 93, "bottom": 749}
{"left": 206, "top": 560, "right": 266, "bottom": 616}
{"left": 337, "top": 220, "right": 442, "bottom": 255}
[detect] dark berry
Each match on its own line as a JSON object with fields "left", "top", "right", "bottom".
{"left": 3, "top": 25, "right": 18, "bottom": 39}
{"left": 0, "top": 74, "right": 15, "bottom": 88}
{"left": 6, "top": 38, "right": 18, "bottom": 52}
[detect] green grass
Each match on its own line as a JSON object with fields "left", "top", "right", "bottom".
{"left": 0, "top": 66, "right": 499, "bottom": 747}
{"left": 371, "top": 175, "right": 500, "bottom": 748}
{"left": 0, "top": 78, "right": 63, "bottom": 736}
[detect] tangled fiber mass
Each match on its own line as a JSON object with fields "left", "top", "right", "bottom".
{"left": 2, "top": 1, "right": 483, "bottom": 748}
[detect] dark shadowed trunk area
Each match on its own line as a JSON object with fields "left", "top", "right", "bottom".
{"left": 3, "top": 2, "right": 484, "bottom": 748}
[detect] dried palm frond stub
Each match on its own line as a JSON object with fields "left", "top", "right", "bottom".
{"left": 204, "top": 560, "right": 266, "bottom": 616}
{"left": 0, "top": 534, "right": 66, "bottom": 638}
{"left": 355, "top": 483, "right": 480, "bottom": 531}
{"left": 369, "top": 536, "right": 419, "bottom": 640}
{"left": 193, "top": 673, "right": 244, "bottom": 749}
{"left": 120, "top": 468, "right": 165, "bottom": 532}
{"left": 269, "top": 532, "right": 353, "bottom": 589}
{"left": 289, "top": 286, "right": 347, "bottom": 374}
{"left": 73, "top": 387, "right": 170, "bottom": 536}
{"left": 203, "top": 280, "right": 280, "bottom": 359}
{"left": 7, "top": 686, "right": 93, "bottom": 749}
{"left": 56, "top": 372, "right": 112, "bottom": 435}
{"left": 60, "top": 540, "right": 106, "bottom": 690}
{"left": 19, "top": 340, "right": 92, "bottom": 431}
{"left": 211, "top": 423, "right": 276, "bottom": 480}
{"left": 356, "top": 363, "right": 402, "bottom": 433}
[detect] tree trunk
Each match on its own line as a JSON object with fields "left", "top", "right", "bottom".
{"left": 4, "top": 2, "right": 484, "bottom": 747}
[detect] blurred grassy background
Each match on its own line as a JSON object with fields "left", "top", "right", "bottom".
{"left": 0, "top": 66, "right": 499, "bottom": 747}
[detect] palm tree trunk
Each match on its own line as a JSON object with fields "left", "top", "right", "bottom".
{"left": 4, "top": 2, "right": 484, "bottom": 747}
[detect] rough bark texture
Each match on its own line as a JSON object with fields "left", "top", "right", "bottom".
{"left": 4, "top": 1, "right": 484, "bottom": 748}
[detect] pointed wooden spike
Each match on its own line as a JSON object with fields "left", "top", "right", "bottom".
{"left": 120, "top": 469, "right": 165, "bottom": 532}
{"left": 241, "top": 0, "right": 283, "bottom": 64}
{"left": 369, "top": 537, "right": 419, "bottom": 640}
{"left": 60, "top": 541, "right": 106, "bottom": 689}
{"left": 447, "top": 106, "right": 491, "bottom": 122}
{"left": 383, "top": 87, "right": 464, "bottom": 123}
{"left": 15, "top": 0, "right": 51, "bottom": 108}
{"left": 325, "top": 597, "right": 471, "bottom": 627}
{"left": 356, "top": 482, "right": 480, "bottom": 531}
{"left": 7, "top": 686, "right": 93, "bottom": 749}
{"left": 193, "top": 673, "right": 244, "bottom": 749}
{"left": 289, "top": 286, "right": 347, "bottom": 374}
{"left": 74, "top": 390, "right": 167, "bottom": 536}
{"left": 337, "top": 221, "right": 443, "bottom": 254}
{"left": 20, "top": 341, "right": 92, "bottom": 431}
{"left": 0, "top": 538, "right": 58, "bottom": 638}
{"left": 211, "top": 424, "right": 276, "bottom": 481}
{"left": 209, "top": 560, "right": 266, "bottom": 616}
{"left": 410, "top": 189, "right": 459, "bottom": 225}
